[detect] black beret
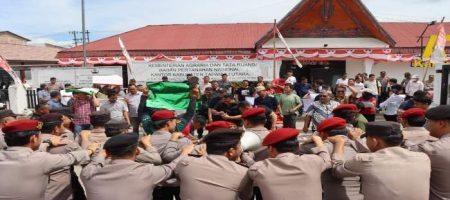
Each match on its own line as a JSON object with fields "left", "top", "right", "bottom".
{"left": 90, "top": 111, "right": 111, "bottom": 122}
{"left": 50, "top": 107, "right": 74, "bottom": 118}
{"left": 365, "top": 121, "right": 402, "bottom": 137}
{"left": 103, "top": 134, "right": 138, "bottom": 153}
{"left": 40, "top": 113, "right": 63, "bottom": 124}
{"left": 0, "top": 109, "right": 17, "bottom": 119}
{"left": 203, "top": 128, "right": 243, "bottom": 144}
{"left": 105, "top": 119, "right": 130, "bottom": 130}
{"left": 426, "top": 105, "right": 450, "bottom": 120}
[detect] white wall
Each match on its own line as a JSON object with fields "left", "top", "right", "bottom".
{"left": 346, "top": 58, "right": 435, "bottom": 81}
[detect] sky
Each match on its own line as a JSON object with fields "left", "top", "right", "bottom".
{"left": 0, "top": 0, "right": 448, "bottom": 47}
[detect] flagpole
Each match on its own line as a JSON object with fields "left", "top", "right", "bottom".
{"left": 273, "top": 19, "right": 277, "bottom": 80}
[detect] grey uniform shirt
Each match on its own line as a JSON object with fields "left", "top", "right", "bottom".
{"left": 0, "top": 146, "right": 90, "bottom": 200}
{"left": 402, "top": 126, "right": 438, "bottom": 147}
{"left": 248, "top": 146, "right": 332, "bottom": 200}
{"left": 175, "top": 155, "right": 253, "bottom": 200}
{"left": 100, "top": 100, "right": 128, "bottom": 121}
{"left": 39, "top": 133, "right": 84, "bottom": 200}
{"left": 300, "top": 137, "right": 363, "bottom": 200}
{"left": 151, "top": 130, "right": 191, "bottom": 164}
{"left": 81, "top": 154, "right": 185, "bottom": 200}
{"left": 333, "top": 146, "right": 431, "bottom": 200}
{"left": 408, "top": 133, "right": 450, "bottom": 200}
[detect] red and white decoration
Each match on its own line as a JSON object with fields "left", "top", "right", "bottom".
{"left": 58, "top": 48, "right": 415, "bottom": 66}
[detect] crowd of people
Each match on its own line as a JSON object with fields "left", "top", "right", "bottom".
{"left": 0, "top": 70, "right": 448, "bottom": 200}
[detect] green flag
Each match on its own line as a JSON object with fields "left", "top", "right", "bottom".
{"left": 146, "top": 82, "right": 191, "bottom": 110}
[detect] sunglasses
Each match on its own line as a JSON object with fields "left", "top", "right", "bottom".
{"left": 337, "top": 91, "right": 345, "bottom": 93}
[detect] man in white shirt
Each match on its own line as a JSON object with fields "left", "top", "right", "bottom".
{"left": 125, "top": 85, "right": 142, "bottom": 134}
{"left": 364, "top": 74, "right": 380, "bottom": 96}
{"left": 335, "top": 73, "right": 348, "bottom": 87}
{"left": 405, "top": 75, "right": 424, "bottom": 97}
{"left": 285, "top": 70, "right": 297, "bottom": 85}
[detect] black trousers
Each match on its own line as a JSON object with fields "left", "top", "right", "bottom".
{"left": 152, "top": 186, "right": 180, "bottom": 200}
{"left": 283, "top": 114, "right": 297, "bottom": 128}
{"left": 384, "top": 114, "right": 398, "bottom": 122}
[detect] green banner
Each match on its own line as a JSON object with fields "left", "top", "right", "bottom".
{"left": 146, "top": 82, "right": 191, "bottom": 110}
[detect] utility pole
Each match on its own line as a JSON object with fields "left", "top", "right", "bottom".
{"left": 81, "top": 0, "right": 87, "bottom": 67}
{"left": 69, "top": 31, "right": 78, "bottom": 46}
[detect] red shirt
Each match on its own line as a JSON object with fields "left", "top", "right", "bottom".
{"left": 271, "top": 78, "right": 286, "bottom": 94}
{"left": 357, "top": 97, "right": 377, "bottom": 115}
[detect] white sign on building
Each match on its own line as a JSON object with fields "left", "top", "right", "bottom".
{"left": 130, "top": 60, "right": 276, "bottom": 84}
{"left": 30, "top": 66, "right": 123, "bottom": 88}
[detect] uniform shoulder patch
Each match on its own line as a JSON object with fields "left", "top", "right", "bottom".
{"left": 354, "top": 154, "right": 374, "bottom": 162}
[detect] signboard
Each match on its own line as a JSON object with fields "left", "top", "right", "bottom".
{"left": 130, "top": 60, "right": 276, "bottom": 84}
{"left": 30, "top": 66, "right": 123, "bottom": 88}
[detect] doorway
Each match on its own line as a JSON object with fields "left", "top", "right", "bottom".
{"left": 279, "top": 60, "right": 346, "bottom": 86}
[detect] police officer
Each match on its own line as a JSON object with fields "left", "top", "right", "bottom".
{"left": 329, "top": 121, "right": 431, "bottom": 200}
{"left": 400, "top": 108, "right": 437, "bottom": 147}
{"left": 248, "top": 128, "right": 331, "bottom": 200}
{"left": 408, "top": 105, "right": 450, "bottom": 200}
{"left": 39, "top": 113, "right": 85, "bottom": 200}
{"left": 175, "top": 128, "right": 253, "bottom": 200}
{"left": 0, "top": 120, "right": 96, "bottom": 200}
{"left": 81, "top": 134, "right": 193, "bottom": 200}
{"left": 311, "top": 117, "right": 363, "bottom": 200}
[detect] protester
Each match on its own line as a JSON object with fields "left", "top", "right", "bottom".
{"left": 47, "top": 91, "right": 63, "bottom": 109}
{"left": 379, "top": 84, "right": 405, "bottom": 122}
{"left": 37, "top": 83, "right": 50, "bottom": 102}
{"left": 47, "top": 77, "right": 65, "bottom": 93}
{"left": 254, "top": 85, "right": 279, "bottom": 112}
{"left": 235, "top": 80, "right": 255, "bottom": 102}
{"left": 335, "top": 73, "right": 348, "bottom": 90}
{"left": 303, "top": 90, "right": 340, "bottom": 133}
{"left": 425, "top": 75, "right": 434, "bottom": 90}
{"left": 401, "top": 72, "right": 412, "bottom": 93}
{"left": 125, "top": 84, "right": 142, "bottom": 133}
{"left": 279, "top": 83, "right": 301, "bottom": 128}
{"left": 405, "top": 74, "right": 425, "bottom": 98}
{"left": 200, "top": 76, "right": 211, "bottom": 93}
{"left": 377, "top": 71, "right": 390, "bottom": 103}
{"left": 71, "top": 91, "right": 100, "bottom": 135}
{"left": 357, "top": 89, "right": 378, "bottom": 122}
{"left": 364, "top": 74, "right": 380, "bottom": 97}
{"left": 218, "top": 73, "right": 232, "bottom": 93}
{"left": 294, "top": 77, "right": 311, "bottom": 98}
{"left": 100, "top": 91, "right": 130, "bottom": 124}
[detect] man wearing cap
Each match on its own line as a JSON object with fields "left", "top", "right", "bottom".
{"left": 71, "top": 90, "right": 100, "bottom": 135}
{"left": 329, "top": 121, "right": 431, "bottom": 200}
{"left": 81, "top": 134, "right": 193, "bottom": 200}
{"left": 0, "top": 109, "right": 17, "bottom": 149}
{"left": 405, "top": 74, "right": 424, "bottom": 98}
{"left": 38, "top": 113, "right": 85, "bottom": 200}
{"left": 301, "top": 117, "right": 363, "bottom": 200}
{"left": 0, "top": 120, "right": 97, "bottom": 200}
{"left": 247, "top": 128, "right": 331, "bottom": 200}
{"left": 241, "top": 107, "right": 270, "bottom": 162}
{"left": 254, "top": 85, "right": 279, "bottom": 112}
{"left": 407, "top": 105, "right": 450, "bottom": 200}
{"left": 332, "top": 104, "right": 366, "bottom": 132}
{"left": 400, "top": 108, "right": 437, "bottom": 147}
{"left": 175, "top": 128, "right": 253, "bottom": 200}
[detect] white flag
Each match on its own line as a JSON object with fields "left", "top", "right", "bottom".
{"left": 430, "top": 23, "right": 447, "bottom": 64}
{"left": 275, "top": 27, "right": 303, "bottom": 68}
{"left": 118, "top": 37, "right": 135, "bottom": 77}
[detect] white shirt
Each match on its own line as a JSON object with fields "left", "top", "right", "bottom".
{"left": 200, "top": 82, "right": 212, "bottom": 93}
{"left": 336, "top": 78, "right": 348, "bottom": 86}
{"left": 286, "top": 76, "right": 297, "bottom": 84}
{"left": 354, "top": 82, "right": 365, "bottom": 98}
{"left": 364, "top": 80, "right": 380, "bottom": 95}
{"left": 405, "top": 80, "right": 424, "bottom": 96}
{"left": 380, "top": 94, "right": 405, "bottom": 115}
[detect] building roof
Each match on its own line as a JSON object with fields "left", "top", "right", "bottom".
{"left": 381, "top": 22, "right": 450, "bottom": 48}
{"left": 0, "top": 43, "right": 60, "bottom": 62}
{"left": 0, "top": 31, "right": 31, "bottom": 42}
{"left": 57, "top": 22, "right": 449, "bottom": 59}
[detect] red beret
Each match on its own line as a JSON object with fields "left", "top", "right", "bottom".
{"left": 2, "top": 120, "right": 43, "bottom": 134}
{"left": 242, "top": 107, "right": 266, "bottom": 119}
{"left": 317, "top": 117, "right": 346, "bottom": 132}
{"left": 333, "top": 104, "right": 358, "bottom": 113}
{"left": 263, "top": 128, "right": 299, "bottom": 146}
{"left": 205, "top": 121, "right": 232, "bottom": 132}
{"left": 401, "top": 108, "right": 426, "bottom": 119}
{"left": 151, "top": 110, "right": 177, "bottom": 121}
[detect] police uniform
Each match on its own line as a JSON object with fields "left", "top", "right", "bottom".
{"left": 332, "top": 121, "right": 431, "bottom": 200}
{"left": 248, "top": 128, "right": 332, "bottom": 200}
{"left": 301, "top": 117, "right": 363, "bottom": 200}
{"left": 175, "top": 129, "right": 253, "bottom": 200}
{"left": 81, "top": 134, "right": 184, "bottom": 200}
{"left": 408, "top": 105, "right": 450, "bottom": 200}
{"left": 0, "top": 120, "right": 91, "bottom": 200}
{"left": 400, "top": 108, "right": 437, "bottom": 147}
{"left": 50, "top": 107, "right": 76, "bottom": 141}
{"left": 39, "top": 113, "right": 85, "bottom": 200}
{"left": 242, "top": 107, "right": 271, "bottom": 162}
